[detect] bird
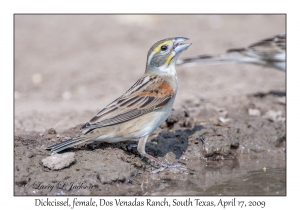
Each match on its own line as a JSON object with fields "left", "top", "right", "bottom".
{"left": 47, "top": 37, "right": 191, "bottom": 172}
{"left": 177, "top": 33, "right": 286, "bottom": 71}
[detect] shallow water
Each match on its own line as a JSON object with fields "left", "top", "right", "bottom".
{"left": 133, "top": 167, "right": 285, "bottom": 196}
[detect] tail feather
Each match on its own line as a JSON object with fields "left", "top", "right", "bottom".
{"left": 46, "top": 138, "right": 77, "bottom": 150}
{"left": 177, "top": 54, "right": 234, "bottom": 67}
{"left": 46, "top": 136, "right": 94, "bottom": 154}
{"left": 177, "top": 51, "right": 266, "bottom": 67}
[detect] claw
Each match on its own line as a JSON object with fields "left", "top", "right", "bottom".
{"left": 199, "top": 136, "right": 206, "bottom": 144}
{"left": 150, "top": 162, "right": 188, "bottom": 174}
{"left": 141, "top": 153, "right": 188, "bottom": 174}
{"left": 150, "top": 167, "right": 167, "bottom": 174}
{"left": 161, "top": 162, "right": 180, "bottom": 168}
{"left": 179, "top": 167, "right": 188, "bottom": 172}
{"left": 126, "top": 143, "right": 138, "bottom": 152}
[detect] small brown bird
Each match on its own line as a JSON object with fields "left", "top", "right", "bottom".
{"left": 47, "top": 37, "right": 191, "bottom": 172}
{"left": 177, "top": 33, "right": 286, "bottom": 71}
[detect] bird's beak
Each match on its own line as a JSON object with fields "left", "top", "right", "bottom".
{"left": 173, "top": 37, "right": 192, "bottom": 54}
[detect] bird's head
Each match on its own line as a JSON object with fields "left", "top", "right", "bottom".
{"left": 146, "top": 37, "right": 191, "bottom": 74}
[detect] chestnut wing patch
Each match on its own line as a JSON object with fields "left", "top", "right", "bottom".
{"left": 80, "top": 77, "right": 174, "bottom": 132}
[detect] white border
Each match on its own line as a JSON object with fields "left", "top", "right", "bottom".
{"left": 2, "top": 0, "right": 298, "bottom": 209}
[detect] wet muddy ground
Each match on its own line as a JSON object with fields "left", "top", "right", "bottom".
{"left": 14, "top": 92, "right": 286, "bottom": 195}
{"left": 14, "top": 15, "right": 285, "bottom": 196}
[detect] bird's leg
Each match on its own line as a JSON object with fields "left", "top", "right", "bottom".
{"left": 126, "top": 142, "right": 146, "bottom": 159}
{"left": 137, "top": 135, "right": 187, "bottom": 174}
{"left": 126, "top": 143, "right": 138, "bottom": 152}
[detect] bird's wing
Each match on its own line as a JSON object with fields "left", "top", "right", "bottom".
{"left": 80, "top": 74, "right": 174, "bottom": 133}
{"left": 228, "top": 33, "right": 286, "bottom": 61}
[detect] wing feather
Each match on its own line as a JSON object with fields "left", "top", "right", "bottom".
{"left": 80, "top": 74, "right": 174, "bottom": 133}
{"left": 241, "top": 33, "right": 286, "bottom": 61}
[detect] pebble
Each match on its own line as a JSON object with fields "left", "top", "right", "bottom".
{"left": 263, "top": 110, "right": 285, "bottom": 122}
{"left": 248, "top": 108, "right": 261, "bottom": 116}
{"left": 219, "top": 117, "right": 230, "bottom": 123}
{"left": 42, "top": 152, "right": 76, "bottom": 170}
{"left": 163, "top": 152, "right": 176, "bottom": 164}
{"left": 48, "top": 128, "right": 57, "bottom": 134}
{"left": 99, "top": 175, "right": 111, "bottom": 184}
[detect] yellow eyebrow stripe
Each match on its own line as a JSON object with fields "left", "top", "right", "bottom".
{"left": 147, "top": 40, "right": 173, "bottom": 65}
{"left": 153, "top": 40, "right": 172, "bottom": 54}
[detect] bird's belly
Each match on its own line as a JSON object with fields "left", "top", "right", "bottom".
{"left": 95, "top": 98, "right": 175, "bottom": 142}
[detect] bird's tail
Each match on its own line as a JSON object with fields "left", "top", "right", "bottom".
{"left": 176, "top": 50, "right": 262, "bottom": 67}
{"left": 46, "top": 136, "right": 95, "bottom": 155}
{"left": 176, "top": 54, "right": 233, "bottom": 67}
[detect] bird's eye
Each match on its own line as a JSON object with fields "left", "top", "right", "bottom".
{"left": 161, "top": 45, "right": 168, "bottom": 51}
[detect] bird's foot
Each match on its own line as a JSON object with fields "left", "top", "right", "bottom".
{"left": 126, "top": 143, "right": 138, "bottom": 152}
{"left": 141, "top": 153, "right": 188, "bottom": 174}
{"left": 150, "top": 162, "right": 188, "bottom": 174}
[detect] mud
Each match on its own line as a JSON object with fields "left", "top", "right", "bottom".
{"left": 14, "top": 93, "right": 285, "bottom": 195}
